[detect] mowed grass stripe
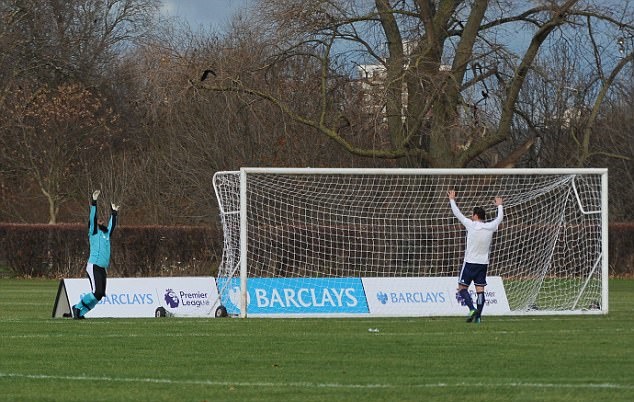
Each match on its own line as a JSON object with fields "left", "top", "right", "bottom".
{"left": 1, "top": 372, "right": 632, "bottom": 390}
{"left": 3, "top": 326, "right": 634, "bottom": 339}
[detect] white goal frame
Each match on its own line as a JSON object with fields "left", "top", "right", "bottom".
{"left": 213, "top": 168, "right": 608, "bottom": 318}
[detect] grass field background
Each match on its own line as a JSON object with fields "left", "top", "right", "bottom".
{"left": 1, "top": 278, "right": 632, "bottom": 402}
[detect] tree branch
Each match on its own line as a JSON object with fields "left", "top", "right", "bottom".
{"left": 459, "top": 0, "right": 580, "bottom": 166}
{"left": 201, "top": 83, "right": 416, "bottom": 159}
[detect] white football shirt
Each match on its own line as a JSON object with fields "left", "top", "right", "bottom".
{"left": 450, "top": 199, "right": 503, "bottom": 264}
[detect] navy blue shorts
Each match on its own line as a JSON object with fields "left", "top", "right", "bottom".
{"left": 459, "top": 262, "right": 488, "bottom": 287}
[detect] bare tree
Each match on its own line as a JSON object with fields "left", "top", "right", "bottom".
{"left": 0, "top": 0, "right": 160, "bottom": 222}
{"left": 592, "top": 78, "right": 634, "bottom": 221}
{"left": 1, "top": 84, "right": 118, "bottom": 223}
{"left": 118, "top": 19, "right": 376, "bottom": 225}
{"left": 197, "top": 0, "right": 634, "bottom": 168}
{"left": 0, "top": 0, "right": 159, "bottom": 82}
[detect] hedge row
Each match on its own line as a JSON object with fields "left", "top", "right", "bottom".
{"left": 0, "top": 223, "right": 222, "bottom": 278}
{"left": 0, "top": 223, "right": 632, "bottom": 278}
{"left": 609, "top": 223, "right": 634, "bottom": 277}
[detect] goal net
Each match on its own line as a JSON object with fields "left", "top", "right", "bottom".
{"left": 213, "top": 168, "right": 608, "bottom": 318}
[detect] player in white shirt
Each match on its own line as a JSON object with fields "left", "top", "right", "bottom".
{"left": 448, "top": 190, "right": 503, "bottom": 323}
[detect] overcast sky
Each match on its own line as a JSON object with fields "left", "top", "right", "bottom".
{"left": 160, "top": 0, "right": 250, "bottom": 29}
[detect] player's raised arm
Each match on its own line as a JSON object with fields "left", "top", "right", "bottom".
{"left": 486, "top": 196, "right": 504, "bottom": 230}
{"left": 448, "top": 190, "right": 470, "bottom": 226}
{"left": 89, "top": 190, "right": 100, "bottom": 234}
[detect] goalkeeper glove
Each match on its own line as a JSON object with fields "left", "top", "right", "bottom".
{"left": 92, "top": 190, "right": 101, "bottom": 201}
{"left": 111, "top": 203, "right": 120, "bottom": 211}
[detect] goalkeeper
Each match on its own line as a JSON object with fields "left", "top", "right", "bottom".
{"left": 72, "top": 190, "right": 119, "bottom": 319}
{"left": 447, "top": 190, "right": 503, "bottom": 323}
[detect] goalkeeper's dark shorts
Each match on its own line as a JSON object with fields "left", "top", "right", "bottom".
{"left": 459, "top": 262, "right": 488, "bottom": 287}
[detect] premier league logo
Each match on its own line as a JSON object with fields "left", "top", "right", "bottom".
{"left": 164, "top": 289, "right": 180, "bottom": 308}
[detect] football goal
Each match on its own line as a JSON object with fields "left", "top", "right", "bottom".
{"left": 212, "top": 168, "right": 608, "bottom": 318}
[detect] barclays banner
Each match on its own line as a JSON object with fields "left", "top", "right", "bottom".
{"left": 52, "top": 277, "right": 219, "bottom": 318}
{"left": 363, "top": 276, "right": 510, "bottom": 316}
{"left": 218, "top": 276, "right": 509, "bottom": 317}
{"left": 217, "top": 277, "right": 369, "bottom": 316}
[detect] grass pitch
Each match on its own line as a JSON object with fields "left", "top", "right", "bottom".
{"left": 0, "top": 278, "right": 632, "bottom": 402}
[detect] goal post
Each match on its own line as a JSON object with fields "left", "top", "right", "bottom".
{"left": 213, "top": 168, "right": 608, "bottom": 318}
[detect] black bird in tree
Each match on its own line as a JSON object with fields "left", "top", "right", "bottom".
{"left": 200, "top": 69, "right": 217, "bottom": 81}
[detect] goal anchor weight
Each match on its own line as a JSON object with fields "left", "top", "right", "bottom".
{"left": 154, "top": 305, "right": 228, "bottom": 318}
{"left": 214, "top": 305, "right": 228, "bottom": 318}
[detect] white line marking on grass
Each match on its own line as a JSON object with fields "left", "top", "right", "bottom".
{"left": 1, "top": 372, "right": 632, "bottom": 390}
{"left": 3, "top": 332, "right": 248, "bottom": 339}
{"left": 4, "top": 326, "right": 634, "bottom": 340}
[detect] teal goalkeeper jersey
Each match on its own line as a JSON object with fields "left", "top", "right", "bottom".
{"left": 87, "top": 202, "right": 117, "bottom": 269}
